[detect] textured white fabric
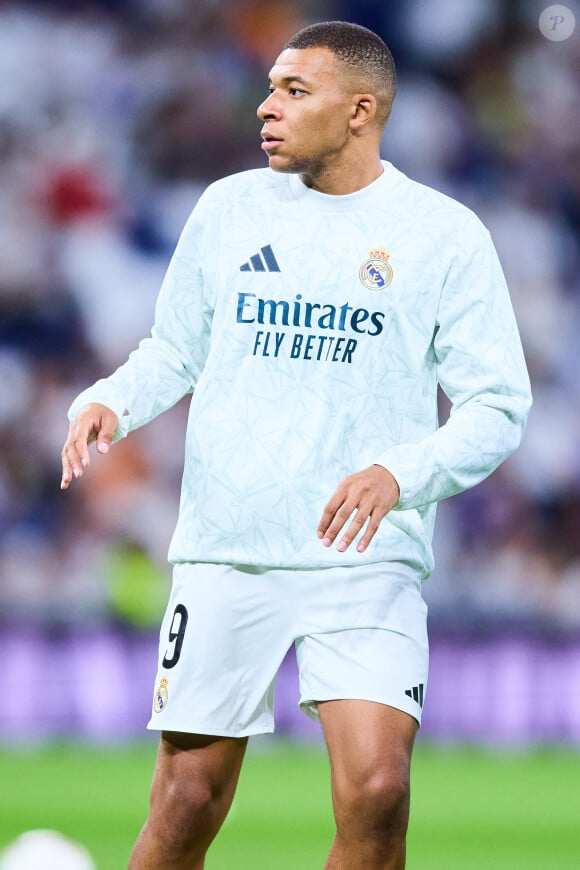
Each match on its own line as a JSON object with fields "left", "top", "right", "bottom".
{"left": 69, "top": 161, "right": 531, "bottom": 577}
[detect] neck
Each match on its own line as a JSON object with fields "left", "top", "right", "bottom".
{"left": 299, "top": 152, "right": 384, "bottom": 196}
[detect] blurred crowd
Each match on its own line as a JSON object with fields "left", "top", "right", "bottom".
{"left": 1, "top": 0, "right": 579, "bottom": 633}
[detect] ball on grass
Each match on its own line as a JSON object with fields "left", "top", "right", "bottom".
{"left": 0, "top": 830, "right": 95, "bottom": 870}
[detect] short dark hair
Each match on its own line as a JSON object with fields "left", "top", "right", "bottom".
{"left": 284, "top": 21, "right": 397, "bottom": 126}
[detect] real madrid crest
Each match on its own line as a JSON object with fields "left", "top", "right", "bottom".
{"left": 359, "top": 248, "right": 393, "bottom": 290}
{"left": 154, "top": 676, "right": 169, "bottom": 713}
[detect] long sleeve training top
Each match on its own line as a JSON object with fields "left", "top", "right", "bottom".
{"left": 69, "top": 161, "right": 532, "bottom": 578}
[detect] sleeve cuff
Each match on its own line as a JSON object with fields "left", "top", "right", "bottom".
{"left": 374, "top": 448, "right": 415, "bottom": 510}
{"left": 67, "top": 384, "right": 131, "bottom": 442}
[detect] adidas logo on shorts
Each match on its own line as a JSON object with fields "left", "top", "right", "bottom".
{"left": 405, "top": 683, "right": 424, "bottom": 708}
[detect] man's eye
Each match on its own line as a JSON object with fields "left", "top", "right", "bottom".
{"left": 268, "top": 86, "right": 274, "bottom": 95}
{"left": 289, "top": 88, "right": 305, "bottom": 97}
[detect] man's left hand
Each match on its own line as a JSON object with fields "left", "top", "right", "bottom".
{"left": 317, "top": 465, "right": 400, "bottom": 553}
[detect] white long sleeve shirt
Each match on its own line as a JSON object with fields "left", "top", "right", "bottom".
{"left": 69, "top": 162, "right": 532, "bottom": 578}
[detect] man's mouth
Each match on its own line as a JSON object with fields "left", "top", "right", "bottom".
{"left": 261, "top": 132, "right": 283, "bottom": 151}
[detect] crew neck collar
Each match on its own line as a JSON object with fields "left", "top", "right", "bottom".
{"left": 286, "top": 160, "right": 401, "bottom": 208}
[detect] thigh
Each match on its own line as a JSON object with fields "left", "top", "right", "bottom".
{"left": 151, "top": 730, "right": 248, "bottom": 808}
{"left": 143, "top": 730, "right": 248, "bottom": 854}
{"left": 318, "top": 699, "right": 417, "bottom": 795}
{"left": 148, "top": 563, "right": 294, "bottom": 737}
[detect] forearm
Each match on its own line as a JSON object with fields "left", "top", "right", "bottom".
{"left": 68, "top": 334, "right": 195, "bottom": 439}
{"left": 376, "top": 390, "right": 531, "bottom": 510}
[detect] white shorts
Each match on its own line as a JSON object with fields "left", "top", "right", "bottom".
{"left": 147, "top": 561, "right": 428, "bottom": 737}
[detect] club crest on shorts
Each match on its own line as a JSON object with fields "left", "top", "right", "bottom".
{"left": 359, "top": 248, "right": 393, "bottom": 290}
{"left": 154, "top": 676, "right": 169, "bottom": 713}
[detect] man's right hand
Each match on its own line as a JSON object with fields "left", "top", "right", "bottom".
{"left": 60, "top": 403, "right": 119, "bottom": 490}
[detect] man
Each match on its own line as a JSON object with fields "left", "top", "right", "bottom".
{"left": 61, "top": 21, "right": 531, "bottom": 869}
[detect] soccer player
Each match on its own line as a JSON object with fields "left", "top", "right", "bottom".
{"left": 61, "top": 21, "right": 531, "bottom": 870}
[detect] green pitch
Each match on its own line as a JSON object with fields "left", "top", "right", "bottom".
{"left": 1, "top": 739, "right": 579, "bottom": 868}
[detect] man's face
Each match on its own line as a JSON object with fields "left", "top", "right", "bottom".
{"left": 257, "top": 47, "right": 357, "bottom": 176}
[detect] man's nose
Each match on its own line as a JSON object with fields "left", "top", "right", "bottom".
{"left": 257, "top": 93, "right": 281, "bottom": 121}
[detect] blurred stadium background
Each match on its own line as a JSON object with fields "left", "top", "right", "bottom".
{"left": 1, "top": 0, "right": 579, "bottom": 866}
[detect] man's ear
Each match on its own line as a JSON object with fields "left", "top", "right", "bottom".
{"left": 350, "top": 94, "right": 378, "bottom": 131}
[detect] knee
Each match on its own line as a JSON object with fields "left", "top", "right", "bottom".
{"left": 362, "top": 768, "right": 409, "bottom": 821}
{"left": 335, "top": 764, "right": 411, "bottom": 833}
{"left": 150, "top": 774, "right": 218, "bottom": 846}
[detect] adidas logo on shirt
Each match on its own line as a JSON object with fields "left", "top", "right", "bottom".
{"left": 240, "top": 244, "right": 281, "bottom": 273}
